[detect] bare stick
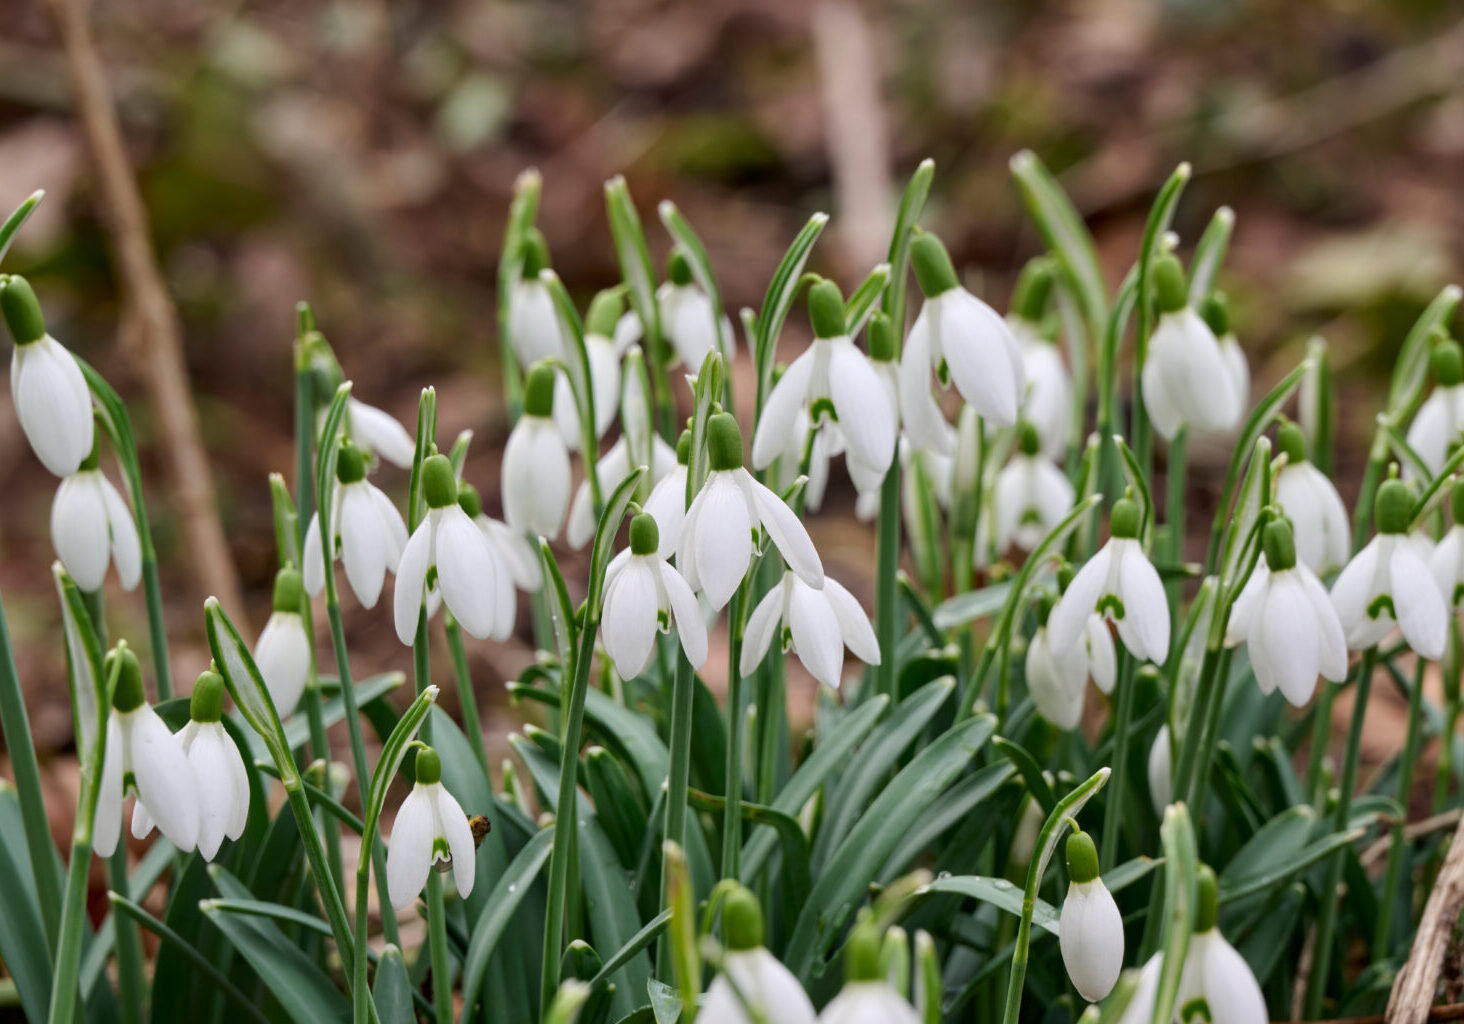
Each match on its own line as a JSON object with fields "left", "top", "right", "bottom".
{"left": 1387, "top": 813, "right": 1464, "bottom": 1024}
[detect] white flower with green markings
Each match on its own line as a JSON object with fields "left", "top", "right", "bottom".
{"left": 600, "top": 514, "right": 706, "bottom": 679}
{"left": 506, "top": 229, "right": 566, "bottom": 368}
{"left": 501, "top": 362, "right": 571, "bottom": 540}
{"left": 171, "top": 669, "right": 249, "bottom": 861}
{"left": 659, "top": 250, "right": 734, "bottom": 370}
{"left": 303, "top": 440, "right": 409, "bottom": 608}
{"left": 1059, "top": 830, "right": 1123, "bottom": 1003}
{"left": 1200, "top": 293, "right": 1249, "bottom": 429}
{"left": 386, "top": 745, "right": 475, "bottom": 909}
{"left": 1273, "top": 422, "right": 1350, "bottom": 573}
{"left": 1404, "top": 336, "right": 1464, "bottom": 479}
{"left": 702, "top": 886, "right": 816, "bottom": 1024}
{"left": 554, "top": 288, "right": 631, "bottom": 450}
{"left": 817, "top": 918, "right": 920, "bottom": 1024}
{"left": 50, "top": 442, "right": 140, "bottom": 593}
{"left": 457, "top": 481, "right": 543, "bottom": 637}
{"left": 1177, "top": 866, "right": 1268, "bottom": 1024}
{"left": 990, "top": 423, "right": 1076, "bottom": 556}
{"left": 740, "top": 569, "right": 879, "bottom": 689}
{"left": 3, "top": 274, "right": 95, "bottom": 477}
{"left": 1008, "top": 259, "right": 1073, "bottom": 460}
{"left": 1140, "top": 256, "right": 1242, "bottom": 441}
{"left": 253, "top": 567, "right": 312, "bottom": 718}
{"left": 1027, "top": 591, "right": 1115, "bottom": 731}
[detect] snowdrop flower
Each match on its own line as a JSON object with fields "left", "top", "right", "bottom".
{"left": 172, "top": 669, "right": 249, "bottom": 861}
{"left": 94, "top": 647, "right": 199, "bottom": 857}
{"left": 1429, "top": 481, "right": 1464, "bottom": 612}
{"left": 1008, "top": 259, "right": 1073, "bottom": 459}
{"left": 1059, "top": 830, "right": 1123, "bottom": 1003}
{"left": 642, "top": 430, "right": 691, "bottom": 560}
{"left": 741, "top": 570, "right": 878, "bottom": 689}
{"left": 501, "top": 362, "right": 571, "bottom": 539}
{"left": 303, "top": 441, "right": 409, "bottom": 608}
{"left": 1406, "top": 338, "right": 1464, "bottom": 479}
{"left": 1148, "top": 726, "right": 1172, "bottom": 815}
{"left": 1140, "top": 257, "right": 1242, "bottom": 441}
{"left": 1048, "top": 498, "right": 1170, "bottom": 664}
{"left": 1331, "top": 479, "right": 1446, "bottom": 657}
{"left": 506, "top": 229, "right": 566, "bottom": 367}
{"left": 1114, "top": 956, "right": 1164, "bottom": 1024}
{"left": 679, "top": 412, "right": 823, "bottom": 610}
{"left": 703, "top": 885, "right": 817, "bottom": 1024}
{"left": 1027, "top": 590, "right": 1116, "bottom": 731}
{"left": 50, "top": 442, "right": 140, "bottom": 592}
{"left": 659, "top": 250, "right": 733, "bottom": 371}
{"left": 253, "top": 567, "right": 312, "bottom": 717}
{"left": 386, "top": 746, "right": 475, "bottom": 909}
{"left": 395, "top": 454, "right": 503, "bottom": 644}
{"left": 346, "top": 397, "right": 415, "bottom": 469}
{"left": 1177, "top": 866, "right": 1268, "bottom": 1024}
{"left": 752, "top": 278, "right": 896, "bottom": 486}
{"left": 457, "top": 482, "right": 542, "bottom": 598}
{"left": 1273, "top": 422, "right": 1350, "bottom": 573}
{"left": 600, "top": 514, "right": 707, "bottom": 679}
{"left": 3, "top": 275, "right": 94, "bottom": 477}
{"left": 1201, "top": 294, "right": 1249, "bottom": 429}
{"left": 1224, "top": 520, "right": 1347, "bottom": 706}
{"left": 991, "top": 423, "right": 1075, "bottom": 556}
{"left": 566, "top": 433, "right": 677, "bottom": 549}
{"left": 554, "top": 289, "right": 627, "bottom": 450}
{"left": 900, "top": 233, "right": 1025, "bottom": 452}
{"left": 818, "top": 917, "right": 920, "bottom": 1024}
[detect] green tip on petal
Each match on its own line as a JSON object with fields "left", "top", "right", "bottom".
{"left": 524, "top": 362, "right": 557, "bottom": 418}
{"left": 1199, "top": 292, "right": 1230, "bottom": 336}
{"left": 1011, "top": 257, "right": 1055, "bottom": 322}
{"left": 414, "top": 746, "right": 441, "bottom": 785}
{"left": 1194, "top": 864, "right": 1219, "bottom": 933}
{"left": 675, "top": 429, "right": 693, "bottom": 466}
{"left": 1110, "top": 498, "right": 1141, "bottom": 539}
{"left": 1277, "top": 421, "right": 1307, "bottom": 465}
{"left": 1065, "top": 830, "right": 1100, "bottom": 884}
{"left": 845, "top": 915, "right": 883, "bottom": 983}
{"left": 867, "top": 312, "right": 896, "bottom": 362}
{"left": 910, "top": 233, "right": 959, "bottom": 297}
{"left": 521, "top": 229, "right": 550, "bottom": 277}
{"left": 1375, "top": 479, "right": 1413, "bottom": 535}
{"left": 667, "top": 249, "right": 694, "bottom": 286}
{"left": 722, "top": 885, "right": 765, "bottom": 951}
{"left": 808, "top": 278, "right": 847, "bottom": 338}
{"left": 1432, "top": 337, "right": 1464, "bottom": 388}
{"left": 1017, "top": 422, "right": 1041, "bottom": 456}
{"left": 629, "top": 513, "right": 659, "bottom": 556}
{"left": 1452, "top": 478, "right": 1464, "bottom": 524}
{"left": 190, "top": 669, "right": 226, "bottom": 723}
{"left": 1, "top": 275, "right": 47, "bottom": 346}
{"left": 1150, "top": 256, "right": 1188, "bottom": 315}
{"left": 272, "top": 566, "right": 304, "bottom": 613}
{"left": 585, "top": 288, "right": 626, "bottom": 338}
{"left": 422, "top": 454, "right": 458, "bottom": 510}
{"left": 1262, "top": 519, "right": 1297, "bottom": 572}
{"left": 458, "top": 481, "right": 483, "bottom": 519}
{"left": 106, "top": 646, "right": 145, "bottom": 713}
{"left": 336, "top": 441, "right": 367, "bottom": 484}
{"left": 706, "top": 412, "right": 744, "bottom": 471}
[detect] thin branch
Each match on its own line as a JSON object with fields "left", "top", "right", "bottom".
{"left": 1388, "top": 815, "right": 1464, "bottom": 1024}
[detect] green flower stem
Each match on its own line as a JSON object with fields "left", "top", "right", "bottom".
{"left": 723, "top": 585, "right": 750, "bottom": 879}
{"left": 1164, "top": 425, "right": 1187, "bottom": 626}
{"left": 657, "top": 652, "right": 696, "bottom": 981}
{"left": 48, "top": 831, "right": 94, "bottom": 1024}
{"left": 1305, "top": 647, "right": 1375, "bottom": 1019}
{"left": 1435, "top": 620, "right": 1462, "bottom": 811}
{"left": 873, "top": 463, "right": 902, "bottom": 702}
{"left": 1373, "top": 656, "right": 1429, "bottom": 958}
{"left": 411, "top": 610, "right": 453, "bottom": 1024}
{"left": 445, "top": 617, "right": 491, "bottom": 776}
{"left": 106, "top": 850, "right": 145, "bottom": 1024}
{"left": 0, "top": 590, "right": 62, "bottom": 950}
{"left": 1187, "top": 647, "right": 1234, "bottom": 815}
{"left": 1100, "top": 650, "right": 1136, "bottom": 866}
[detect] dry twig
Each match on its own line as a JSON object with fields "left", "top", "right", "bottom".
{"left": 1388, "top": 814, "right": 1464, "bottom": 1024}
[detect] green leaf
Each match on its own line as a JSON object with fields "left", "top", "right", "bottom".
{"left": 754, "top": 213, "right": 828, "bottom": 413}
{"left": 0, "top": 189, "right": 44, "bottom": 265}
{"left": 1115, "top": 436, "right": 1156, "bottom": 548}
{"left": 1009, "top": 151, "right": 1106, "bottom": 340}
{"left": 843, "top": 263, "right": 891, "bottom": 337}
{"left": 932, "top": 579, "right": 1016, "bottom": 631}
{"left": 658, "top": 201, "right": 727, "bottom": 347}
{"left": 686, "top": 349, "right": 725, "bottom": 500}
{"left": 459, "top": 828, "right": 555, "bottom": 1022}
{"left": 0, "top": 783, "right": 51, "bottom": 1022}
{"left": 882, "top": 762, "right": 1016, "bottom": 882}
{"left": 882, "top": 159, "right": 935, "bottom": 334}
{"left": 1104, "top": 856, "right": 1163, "bottom": 895}
{"left": 542, "top": 271, "right": 604, "bottom": 497}
{"left": 1220, "top": 827, "right": 1365, "bottom": 906}
{"left": 282, "top": 672, "right": 405, "bottom": 751}
{"left": 1149, "top": 804, "right": 1199, "bottom": 1024}
{"left": 1187, "top": 206, "right": 1234, "bottom": 304}
{"left": 372, "top": 945, "right": 414, "bottom": 1024}
{"left": 537, "top": 541, "right": 578, "bottom": 668}
{"left": 585, "top": 747, "right": 649, "bottom": 869}
{"left": 1388, "top": 283, "right": 1462, "bottom": 417}
{"left": 993, "top": 737, "right": 1058, "bottom": 817}
{"left": 918, "top": 875, "right": 1059, "bottom": 936}
{"left": 691, "top": 789, "right": 813, "bottom": 919}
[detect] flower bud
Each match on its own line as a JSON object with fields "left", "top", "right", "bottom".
{"left": 1110, "top": 498, "right": 1141, "bottom": 540}
{"left": 190, "top": 668, "right": 226, "bottom": 723}
{"left": 1150, "top": 256, "right": 1187, "bottom": 314}
{"left": 1374, "top": 479, "right": 1413, "bottom": 535}
{"left": 414, "top": 745, "right": 442, "bottom": 785}
{"left": 808, "top": 279, "right": 847, "bottom": 339}
{"left": 272, "top": 566, "right": 305, "bottom": 613}
{"left": 910, "top": 233, "right": 959, "bottom": 297}
{"left": 868, "top": 311, "right": 896, "bottom": 362}
{"left": 421, "top": 454, "right": 458, "bottom": 510}
{"left": 107, "top": 645, "right": 145, "bottom": 712}
{"left": 585, "top": 288, "right": 625, "bottom": 338}
{"left": 1432, "top": 335, "right": 1463, "bottom": 388}
{"left": 523, "top": 362, "right": 557, "bottom": 418}
{"left": 722, "top": 884, "right": 764, "bottom": 951}
{"left": 629, "top": 513, "right": 659, "bottom": 556}
{"left": 1276, "top": 421, "right": 1307, "bottom": 465}
{"left": 707, "top": 412, "right": 744, "bottom": 472}
{"left": 0, "top": 275, "right": 47, "bottom": 346}
{"left": 1059, "top": 829, "right": 1123, "bottom": 1003}
{"left": 1261, "top": 519, "right": 1296, "bottom": 572}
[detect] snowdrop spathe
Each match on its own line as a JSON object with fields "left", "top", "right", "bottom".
{"left": 3, "top": 274, "right": 95, "bottom": 477}
{"left": 50, "top": 442, "right": 140, "bottom": 593}
{"left": 171, "top": 669, "right": 249, "bottom": 861}
{"left": 702, "top": 885, "right": 816, "bottom": 1024}
{"left": 660, "top": 250, "right": 734, "bottom": 371}
{"left": 394, "top": 454, "right": 503, "bottom": 644}
{"left": 1273, "top": 422, "right": 1350, "bottom": 573}
{"left": 501, "top": 362, "right": 571, "bottom": 539}
{"left": 600, "top": 514, "right": 707, "bottom": 679}
{"left": 302, "top": 440, "right": 409, "bottom": 608}
{"left": 1027, "top": 594, "right": 1116, "bottom": 731}
{"left": 253, "top": 567, "right": 312, "bottom": 718}
{"left": 1330, "top": 479, "right": 1446, "bottom": 658}
{"left": 990, "top": 423, "right": 1076, "bottom": 556}
{"left": 1224, "top": 520, "right": 1347, "bottom": 706}
{"left": 1140, "top": 257, "right": 1242, "bottom": 441}
{"left": 900, "top": 233, "right": 1025, "bottom": 452}
{"left": 94, "top": 647, "right": 199, "bottom": 857}
{"left": 1048, "top": 498, "right": 1170, "bottom": 664}
{"left": 741, "top": 569, "right": 879, "bottom": 689}
{"left": 1404, "top": 338, "right": 1464, "bottom": 480}
{"left": 386, "top": 746, "right": 475, "bottom": 909}
{"left": 817, "top": 918, "right": 920, "bottom": 1024}
{"left": 1059, "top": 830, "right": 1123, "bottom": 1003}
{"left": 678, "top": 412, "right": 823, "bottom": 610}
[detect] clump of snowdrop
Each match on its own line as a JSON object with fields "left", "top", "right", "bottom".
{"left": 506, "top": 229, "right": 565, "bottom": 367}
{"left": 1007, "top": 259, "right": 1073, "bottom": 459}
{"left": 1059, "top": 829, "right": 1123, "bottom": 1003}
{"left": 501, "top": 362, "right": 571, "bottom": 540}
{"left": 253, "top": 566, "right": 312, "bottom": 718}
{"left": 386, "top": 745, "right": 475, "bottom": 909}
{"left": 1405, "top": 335, "right": 1464, "bottom": 479}
{"left": 50, "top": 440, "right": 140, "bottom": 593}
{"left": 1027, "top": 587, "right": 1115, "bottom": 730}
{"left": 1048, "top": 498, "right": 1170, "bottom": 664}
{"left": 1140, "top": 256, "right": 1242, "bottom": 440}
{"left": 95, "top": 646, "right": 198, "bottom": 857}
{"left": 901, "top": 233, "right": 1025, "bottom": 450}
{"left": 818, "top": 915, "right": 920, "bottom": 1024}
{"left": 740, "top": 569, "right": 879, "bottom": 689}
{"left": 600, "top": 514, "right": 706, "bottom": 679}
{"left": 990, "top": 423, "right": 1075, "bottom": 556}
{"left": 302, "top": 439, "right": 408, "bottom": 608}
{"left": 702, "top": 884, "right": 816, "bottom": 1024}
{"left": 174, "top": 668, "right": 249, "bottom": 861}
{"left": 660, "top": 249, "right": 733, "bottom": 370}
{"left": 2, "top": 274, "right": 95, "bottom": 477}
{"left": 1330, "top": 478, "right": 1445, "bottom": 657}
{"left": 1273, "top": 422, "right": 1350, "bottom": 573}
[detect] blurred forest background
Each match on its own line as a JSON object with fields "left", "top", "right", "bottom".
{"left": 2, "top": 0, "right": 1464, "bottom": 844}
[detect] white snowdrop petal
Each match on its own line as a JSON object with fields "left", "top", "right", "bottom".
{"left": 1085, "top": 617, "right": 1117, "bottom": 694}
{"left": 898, "top": 309, "right": 953, "bottom": 454}
{"left": 348, "top": 398, "right": 415, "bottom": 468}
{"left": 188, "top": 725, "right": 237, "bottom": 860}
{"left": 787, "top": 578, "right": 846, "bottom": 689}
{"left": 829, "top": 342, "right": 896, "bottom": 474}
{"left": 601, "top": 560, "right": 660, "bottom": 679}
{"left": 93, "top": 717, "right": 124, "bottom": 858}
{"left": 1048, "top": 546, "right": 1113, "bottom": 654}
{"left": 1060, "top": 879, "right": 1124, "bottom": 1002}
{"left": 1330, "top": 537, "right": 1381, "bottom": 646}
{"left": 223, "top": 726, "right": 251, "bottom": 840}
{"left": 691, "top": 475, "right": 753, "bottom": 610}
{"left": 743, "top": 473, "right": 823, "bottom": 588}
{"left": 255, "top": 612, "right": 311, "bottom": 718}
{"left": 1148, "top": 727, "right": 1172, "bottom": 815}
{"left": 1299, "top": 569, "right": 1349, "bottom": 683}
{"left": 658, "top": 562, "right": 708, "bottom": 670}
{"left": 1027, "top": 628, "right": 1085, "bottom": 731}
{"left": 51, "top": 475, "right": 110, "bottom": 592}
{"left": 301, "top": 513, "right": 327, "bottom": 595}
{"left": 1116, "top": 957, "right": 1164, "bottom": 1024}
{"left": 1391, "top": 544, "right": 1448, "bottom": 659}
{"left": 434, "top": 784, "right": 476, "bottom": 900}
{"left": 16, "top": 339, "right": 94, "bottom": 476}
{"left": 386, "top": 787, "right": 435, "bottom": 910}
{"left": 393, "top": 522, "right": 435, "bottom": 645}
{"left": 752, "top": 350, "right": 815, "bottom": 470}
{"left": 1191, "top": 931, "right": 1269, "bottom": 1024}
{"left": 1225, "top": 567, "right": 1267, "bottom": 647}
{"left": 367, "top": 485, "right": 409, "bottom": 570}
{"left": 817, "top": 982, "right": 921, "bottom": 1024}
{"left": 1252, "top": 574, "right": 1321, "bottom": 706}
{"left": 126, "top": 707, "right": 199, "bottom": 852}
{"left": 703, "top": 948, "right": 817, "bottom": 1024}
{"left": 339, "top": 484, "right": 390, "bottom": 608}
{"left": 508, "top": 280, "right": 564, "bottom": 366}
{"left": 941, "top": 292, "right": 1021, "bottom": 426}
{"left": 644, "top": 468, "right": 688, "bottom": 560}
{"left": 1430, "top": 527, "right": 1463, "bottom": 606}
{"left": 822, "top": 576, "right": 880, "bottom": 666}
{"left": 1405, "top": 391, "right": 1451, "bottom": 478}
{"left": 435, "top": 509, "right": 501, "bottom": 640}
{"left": 1115, "top": 541, "right": 1170, "bottom": 662}
{"left": 483, "top": 517, "right": 543, "bottom": 590}
{"left": 740, "top": 584, "right": 785, "bottom": 679}
{"left": 100, "top": 475, "right": 141, "bottom": 590}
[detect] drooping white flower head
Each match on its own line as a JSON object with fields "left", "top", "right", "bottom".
{"left": 817, "top": 918, "right": 921, "bottom": 1024}
{"left": 554, "top": 289, "right": 629, "bottom": 450}
{"left": 567, "top": 434, "right": 677, "bottom": 549}
{"left": 1059, "top": 830, "right": 1123, "bottom": 1003}
{"left": 900, "top": 234, "right": 1025, "bottom": 453}
{"left": 752, "top": 278, "right": 896, "bottom": 487}
{"left": 642, "top": 430, "right": 692, "bottom": 560}
{"left": 253, "top": 567, "right": 312, "bottom": 718}
{"left": 506, "top": 230, "right": 566, "bottom": 368}
{"left": 303, "top": 441, "right": 409, "bottom": 608}
{"left": 50, "top": 443, "right": 141, "bottom": 593}
{"left": 1330, "top": 479, "right": 1446, "bottom": 657}
{"left": 990, "top": 424, "right": 1076, "bottom": 557}
{"left": 741, "top": 570, "right": 879, "bottom": 689}
{"left": 394, "top": 454, "right": 504, "bottom": 644}
{"left": 1273, "top": 422, "right": 1350, "bottom": 573}
{"left": 1405, "top": 339, "right": 1464, "bottom": 480}
{"left": 1114, "top": 955, "right": 1164, "bottom": 1024}
{"left": 170, "top": 668, "right": 249, "bottom": 861}
{"left": 1429, "top": 480, "right": 1464, "bottom": 614}
{"left": 346, "top": 397, "right": 415, "bottom": 469}
{"left": 501, "top": 363, "right": 571, "bottom": 540}
{"left": 1224, "top": 520, "right": 1347, "bottom": 706}
{"left": 386, "top": 746, "right": 475, "bottom": 909}
{"left": 1027, "top": 590, "right": 1116, "bottom": 731}
{"left": 1201, "top": 294, "right": 1249, "bottom": 430}
{"left": 702, "top": 885, "right": 817, "bottom": 1024}
{"left": 1177, "top": 867, "right": 1268, "bottom": 1024}
{"left": 457, "top": 481, "right": 542, "bottom": 641}
{"left": 94, "top": 647, "right": 199, "bottom": 857}
{"left": 679, "top": 413, "right": 823, "bottom": 610}
{"left": 600, "top": 514, "right": 707, "bottom": 679}
{"left": 3, "top": 275, "right": 94, "bottom": 477}
{"left": 1008, "top": 258, "right": 1073, "bottom": 459}
{"left": 1048, "top": 498, "right": 1171, "bottom": 664}
{"left": 659, "top": 250, "right": 734, "bottom": 371}
{"left": 1140, "top": 257, "right": 1242, "bottom": 441}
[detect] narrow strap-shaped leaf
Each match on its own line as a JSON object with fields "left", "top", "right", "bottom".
{"left": 1115, "top": 435, "right": 1156, "bottom": 549}
{"left": 1387, "top": 283, "right": 1462, "bottom": 418}
{"left": 753, "top": 213, "right": 828, "bottom": 415}
{"left": 992, "top": 737, "right": 1058, "bottom": 816}
{"left": 1381, "top": 418, "right": 1432, "bottom": 482}
{"left": 658, "top": 203, "right": 732, "bottom": 411}
{"left": 589, "top": 911, "right": 670, "bottom": 988}
{"left": 497, "top": 169, "right": 541, "bottom": 420}
{"left": 1186, "top": 206, "right": 1235, "bottom": 305}
{"left": 404, "top": 387, "right": 437, "bottom": 533}
{"left": 542, "top": 270, "right": 604, "bottom": 509}
{"left": 1010, "top": 151, "right": 1106, "bottom": 340}
{"left": 1410, "top": 443, "right": 1464, "bottom": 529}
{"left": 686, "top": 350, "right": 724, "bottom": 503}
{"left": 917, "top": 875, "right": 1059, "bottom": 936}
{"left": 200, "top": 900, "right": 351, "bottom": 1024}
{"left": 605, "top": 176, "right": 672, "bottom": 439}
{"left": 458, "top": 828, "right": 555, "bottom": 1024}
{"left": 372, "top": 945, "right": 415, "bottom": 1024}
{"left": 538, "top": 541, "right": 578, "bottom": 668}
{"left": 843, "top": 263, "right": 891, "bottom": 338}
{"left": 0, "top": 189, "right": 44, "bottom": 265}
{"left": 882, "top": 158, "right": 935, "bottom": 336}
{"left": 1149, "top": 804, "right": 1198, "bottom": 1024}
